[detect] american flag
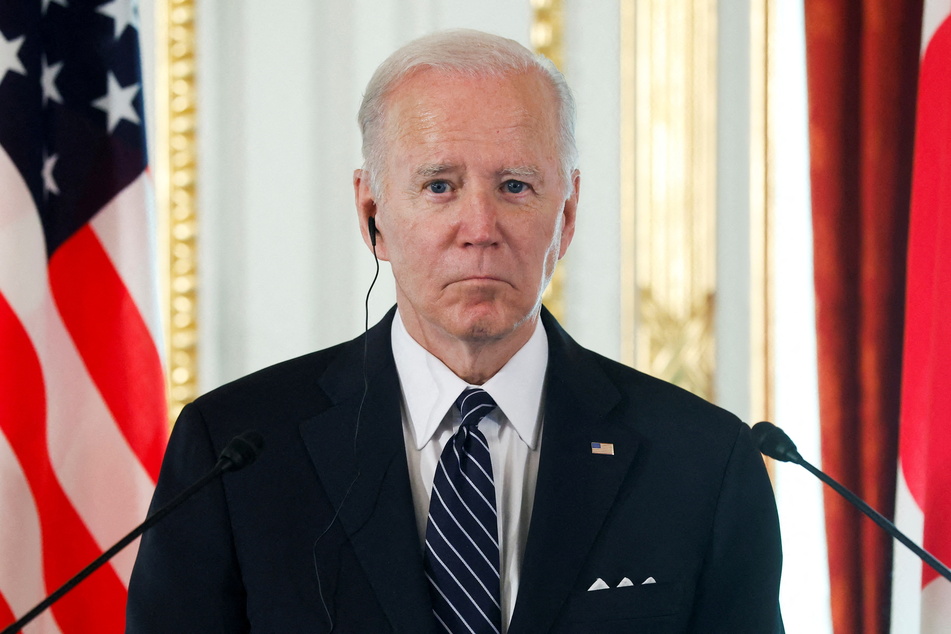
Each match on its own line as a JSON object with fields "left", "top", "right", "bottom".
{"left": 0, "top": 0, "right": 167, "bottom": 631}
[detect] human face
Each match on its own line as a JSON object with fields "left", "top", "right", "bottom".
{"left": 355, "top": 68, "right": 578, "bottom": 354}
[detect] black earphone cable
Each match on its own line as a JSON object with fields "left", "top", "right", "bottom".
{"left": 312, "top": 219, "right": 380, "bottom": 631}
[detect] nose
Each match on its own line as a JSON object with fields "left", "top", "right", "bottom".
{"left": 458, "top": 190, "right": 500, "bottom": 247}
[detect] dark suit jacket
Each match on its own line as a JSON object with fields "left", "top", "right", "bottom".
{"left": 127, "top": 307, "right": 783, "bottom": 633}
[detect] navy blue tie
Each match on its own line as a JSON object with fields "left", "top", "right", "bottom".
{"left": 425, "top": 388, "right": 502, "bottom": 634}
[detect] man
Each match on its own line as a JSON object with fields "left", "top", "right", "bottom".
{"left": 127, "top": 30, "right": 783, "bottom": 632}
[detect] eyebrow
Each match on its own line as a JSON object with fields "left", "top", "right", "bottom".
{"left": 500, "top": 166, "right": 542, "bottom": 180}
{"left": 413, "top": 164, "right": 544, "bottom": 180}
{"left": 414, "top": 163, "right": 455, "bottom": 178}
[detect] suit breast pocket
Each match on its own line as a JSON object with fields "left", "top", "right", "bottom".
{"left": 567, "top": 581, "right": 686, "bottom": 625}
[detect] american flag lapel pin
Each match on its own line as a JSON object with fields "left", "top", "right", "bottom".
{"left": 591, "top": 442, "right": 615, "bottom": 455}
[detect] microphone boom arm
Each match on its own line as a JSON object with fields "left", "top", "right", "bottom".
{"left": 796, "top": 456, "right": 951, "bottom": 584}
{"left": 751, "top": 421, "right": 951, "bottom": 585}
{"left": 0, "top": 430, "right": 264, "bottom": 634}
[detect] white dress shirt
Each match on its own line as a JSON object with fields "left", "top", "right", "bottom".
{"left": 391, "top": 310, "right": 547, "bottom": 632}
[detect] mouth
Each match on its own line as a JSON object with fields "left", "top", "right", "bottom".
{"left": 445, "top": 276, "right": 510, "bottom": 290}
{"left": 456, "top": 275, "right": 507, "bottom": 284}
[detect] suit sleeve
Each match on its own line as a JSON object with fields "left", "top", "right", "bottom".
{"left": 687, "top": 424, "right": 784, "bottom": 633}
{"left": 125, "top": 404, "right": 250, "bottom": 633}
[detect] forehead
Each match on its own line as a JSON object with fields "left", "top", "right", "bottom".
{"left": 381, "top": 68, "right": 561, "bottom": 163}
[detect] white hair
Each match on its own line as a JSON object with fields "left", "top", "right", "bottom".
{"left": 357, "top": 29, "right": 578, "bottom": 198}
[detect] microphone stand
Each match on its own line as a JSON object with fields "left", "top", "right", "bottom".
{"left": 752, "top": 421, "right": 951, "bottom": 584}
{"left": 1, "top": 430, "right": 263, "bottom": 634}
{"left": 795, "top": 455, "right": 951, "bottom": 583}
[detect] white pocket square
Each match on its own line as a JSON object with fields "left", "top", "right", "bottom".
{"left": 641, "top": 576, "right": 656, "bottom": 585}
{"left": 617, "top": 577, "right": 634, "bottom": 587}
{"left": 587, "top": 578, "right": 610, "bottom": 591}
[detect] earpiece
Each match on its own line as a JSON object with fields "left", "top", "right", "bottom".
{"left": 367, "top": 217, "right": 377, "bottom": 247}
{"left": 315, "top": 214, "right": 380, "bottom": 628}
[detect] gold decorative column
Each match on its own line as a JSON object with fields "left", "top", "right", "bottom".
{"left": 750, "top": 0, "right": 775, "bottom": 425}
{"left": 156, "top": 0, "right": 199, "bottom": 425}
{"left": 531, "top": 0, "right": 566, "bottom": 322}
{"left": 531, "top": 0, "right": 564, "bottom": 70}
{"left": 620, "top": 0, "right": 718, "bottom": 400}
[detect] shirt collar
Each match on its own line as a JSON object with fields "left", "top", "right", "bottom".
{"left": 391, "top": 309, "right": 548, "bottom": 451}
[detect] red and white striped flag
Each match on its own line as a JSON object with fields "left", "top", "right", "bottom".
{"left": 0, "top": 1, "right": 167, "bottom": 631}
{"left": 893, "top": 1, "right": 951, "bottom": 631}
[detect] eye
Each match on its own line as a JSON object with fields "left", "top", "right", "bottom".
{"left": 503, "top": 180, "right": 529, "bottom": 194}
{"left": 427, "top": 180, "right": 451, "bottom": 194}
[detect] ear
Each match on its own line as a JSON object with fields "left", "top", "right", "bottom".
{"left": 354, "top": 169, "right": 388, "bottom": 259}
{"left": 557, "top": 170, "right": 580, "bottom": 260}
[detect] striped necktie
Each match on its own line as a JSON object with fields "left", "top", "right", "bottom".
{"left": 425, "top": 387, "right": 502, "bottom": 634}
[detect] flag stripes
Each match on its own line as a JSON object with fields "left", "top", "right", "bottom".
{"left": 88, "top": 177, "right": 163, "bottom": 346}
{"left": 1, "top": 1, "right": 167, "bottom": 630}
{"left": 0, "top": 595, "right": 14, "bottom": 634}
{"left": 0, "top": 433, "right": 61, "bottom": 634}
{"left": 49, "top": 223, "right": 166, "bottom": 480}
{"left": 0, "top": 292, "right": 127, "bottom": 632}
{"left": 0, "top": 175, "right": 154, "bottom": 563}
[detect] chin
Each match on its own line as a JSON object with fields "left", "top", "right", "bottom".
{"left": 451, "top": 305, "right": 536, "bottom": 343}
{"left": 458, "top": 323, "right": 507, "bottom": 342}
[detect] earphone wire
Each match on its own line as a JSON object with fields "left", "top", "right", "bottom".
{"left": 356, "top": 230, "right": 380, "bottom": 452}
{"left": 312, "top": 228, "right": 381, "bottom": 631}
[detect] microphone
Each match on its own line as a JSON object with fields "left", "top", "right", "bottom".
{"left": 1, "top": 430, "right": 265, "bottom": 634}
{"left": 751, "top": 421, "right": 951, "bottom": 584}
{"left": 216, "top": 429, "right": 265, "bottom": 472}
{"left": 750, "top": 421, "right": 803, "bottom": 463}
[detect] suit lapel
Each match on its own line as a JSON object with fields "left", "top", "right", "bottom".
{"left": 300, "top": 310, "right": 435, "bottom": 633}
{"left": 509, "top": 312, "right": 641, "bottom": 633}
{"left": 299, "top": 308, "right": 641, "bottom": 632}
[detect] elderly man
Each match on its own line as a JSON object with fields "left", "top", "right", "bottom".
{"left": 127, "top": 30, "right": 783, "bottom": 633}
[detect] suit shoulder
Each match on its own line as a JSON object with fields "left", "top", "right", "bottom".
{"left": 568, "top": 348, "right": 762, "bottom": 500}
{"left": 581, "top": 347, "right": 746, "bottom": 439}
{"left": 207, "top": 342, "right": 346, "bottom": 400}
{"left": 175, "top": 311, "right": 397, "bottom": 447}
{"left": 184, "top": 340, "right": 352, "bottom": 433}
{"left": 591, "top": 352, "right": 741, "bottom": 423}
{"left": 543, "top": 311, "right": 742, "bottom": 436}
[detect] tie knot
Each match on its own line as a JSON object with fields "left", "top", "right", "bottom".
{"left": 456, "top": 387, "right": 497, "bottom": 428}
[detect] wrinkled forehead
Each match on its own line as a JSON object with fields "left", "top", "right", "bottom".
{"left": 381, "top": 67, "right": 561, "bottom": 143}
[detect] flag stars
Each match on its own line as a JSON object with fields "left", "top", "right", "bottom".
{"left": 42, "top": 55, "right": 64, "bottom": 106}
{"left": 97, "top": 0, "right": 139, "bottom": 39}
{"left": 42, "top": 0, "right": 69, "bottom": 15}
{"left": 92, "top": 72, "right": 141, "bottom": 133}
{"left": 42, "top": 152, "right": 60, "bottom": 198}
{"left": 1, "top": 33, "right": 27, "bottom": 82}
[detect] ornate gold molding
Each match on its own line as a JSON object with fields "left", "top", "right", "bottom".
{"left": 530, "top": 0, "right": 565, "bottom": 71}
{"left": 532, "top": 0, "right": 566, "bottom": 322}
{"left": 750, "top": 0, "right": 775, "bottom": 425}
{"left": 156, "top": 0, "right": 199, "bottom": 425}
{"left": 620, "top": 0, "right": 718, "bottom": 400}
